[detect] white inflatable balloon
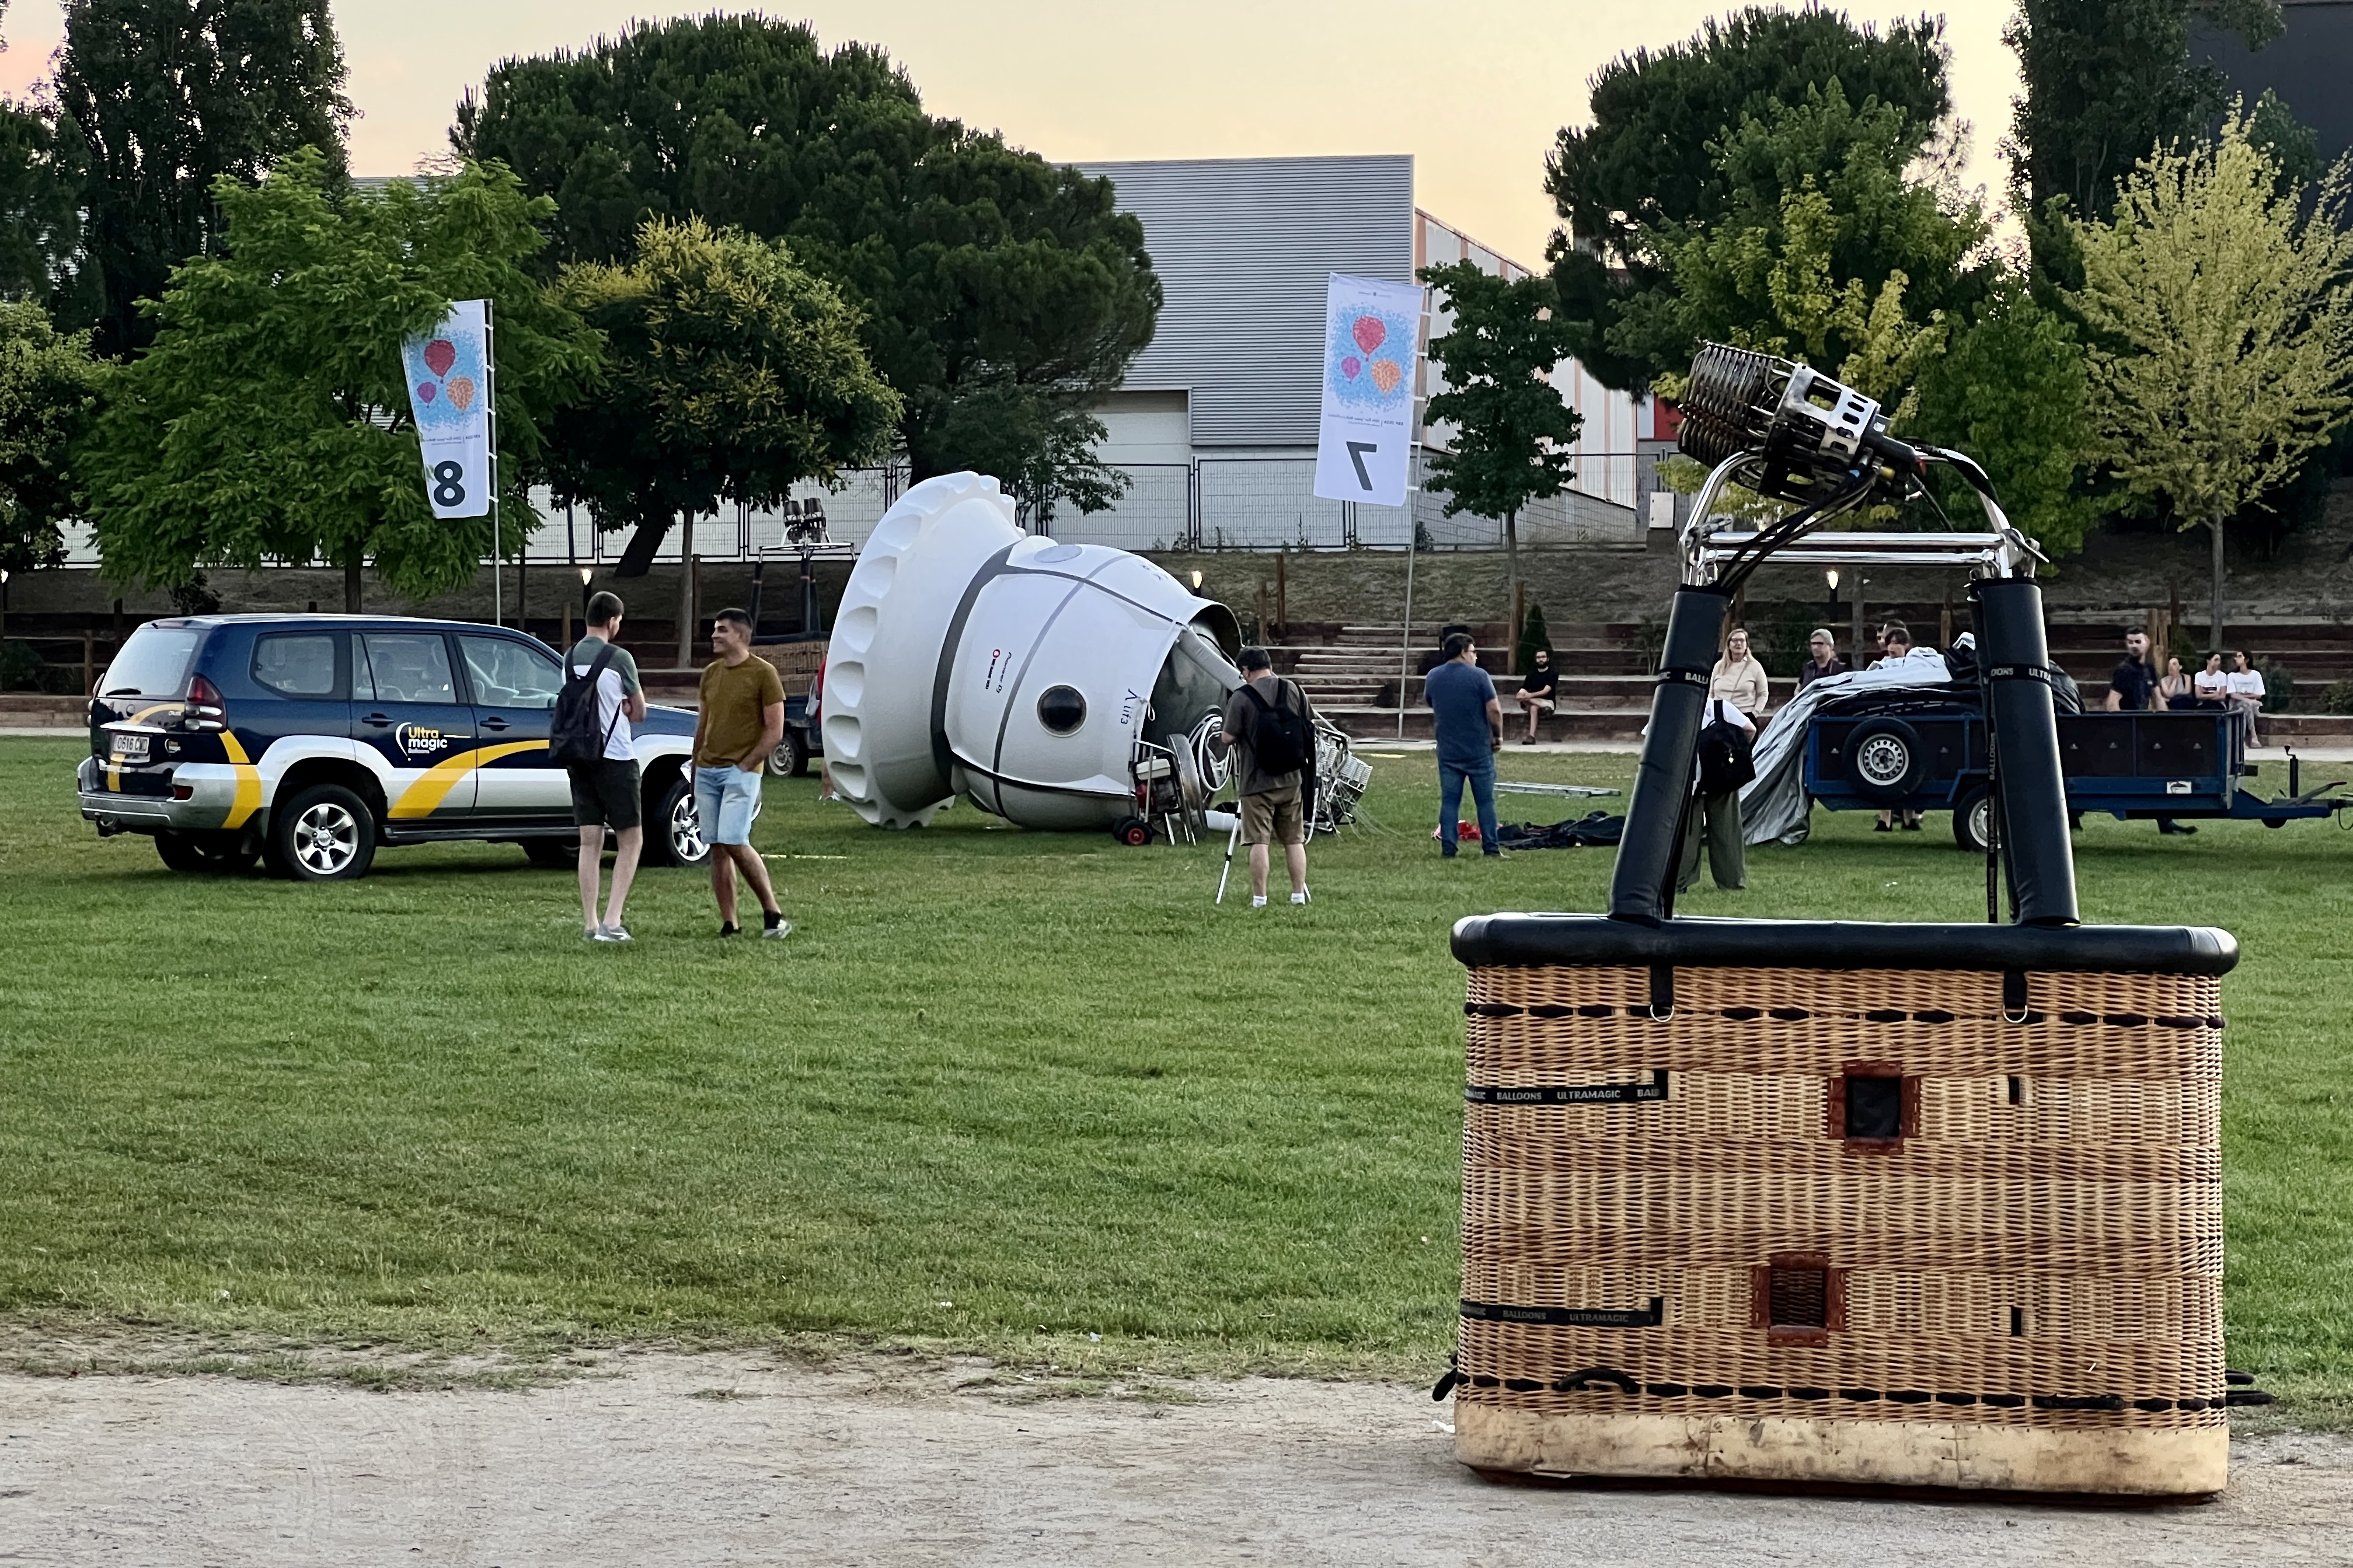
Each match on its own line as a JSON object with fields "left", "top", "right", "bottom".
{"left": 822, "top": 472, "right": 1243, "bottom": 830}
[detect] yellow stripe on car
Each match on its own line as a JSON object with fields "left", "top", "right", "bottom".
{"left": 221, "top": 733, "right": 264, "bottom": 828}
{"left": 387, "top": 741, "right": 549, "bottom": 819}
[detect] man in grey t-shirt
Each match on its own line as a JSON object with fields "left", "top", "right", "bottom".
{"left": 567, "top": 591, "right": 648, "bottom": 941}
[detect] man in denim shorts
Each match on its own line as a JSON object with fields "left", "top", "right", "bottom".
{"left": 692, "top": 609, "right": 790, "bottom": 938}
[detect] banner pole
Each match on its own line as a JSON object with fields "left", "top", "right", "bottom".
{"left": 487, "top": 300, "right": 501, "bottom": 629}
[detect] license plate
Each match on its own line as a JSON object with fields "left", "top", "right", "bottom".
{"left": 110, "top": 731, "right": 151, "bottom": 762}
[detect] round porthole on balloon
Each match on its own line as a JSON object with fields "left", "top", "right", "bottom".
{"left": 1037, "top": 685, "right": 1087, "bottom": 735}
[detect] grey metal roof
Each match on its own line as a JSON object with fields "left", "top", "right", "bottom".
{"left": 1076, "top": 156, "right": 1415, "bottom": 447}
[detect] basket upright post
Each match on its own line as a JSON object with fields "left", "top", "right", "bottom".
{"left": 1608, "top": 587, "right": 1729, "bottom": 924}
{"left": 1974, "top": 577, "right": 2080, "bottom": 926}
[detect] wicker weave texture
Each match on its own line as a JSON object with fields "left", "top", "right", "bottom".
{"left": 1459, "top": 962, "right": 2225, "bottom": 1438}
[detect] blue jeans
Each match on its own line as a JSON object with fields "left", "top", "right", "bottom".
{"left": 693, "top": 764, "right": 763, "bottom": 846}
{"left": 1439, "top": 755, "right": 1500, "bottom": 854}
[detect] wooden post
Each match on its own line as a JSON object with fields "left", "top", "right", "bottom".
{"left": 1852, "top": 578, "right": 1867, "bottom": 670}
{"left": 82, "top": 630, "right": 94, "bottom": 696}
{"left": 1275, "top": 553, "right": 1287, "bottom": 637}
{"left": 1510, "top": 579, "right": 1526, "bottom": 675}
{"left": 562, "top": 602, "right": 573, "bottom": 652}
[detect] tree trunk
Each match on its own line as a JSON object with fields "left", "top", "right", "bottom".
{"left": 1504, "top": 508, "right": 1520, "bottom": 672}
{"left": 2208, "top": 515, "right": 2227, "bottom": 657}
{"left": 344, "top": 549, "right": 362, "bottom": 615}
{"left": 678, "top": 530, "right": 698, "bottom": 672}
{"left": 614, "top": 511, "right": 674, "bottom": 578}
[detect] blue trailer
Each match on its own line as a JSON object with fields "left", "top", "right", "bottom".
{"left": 1801, "top": 702, "right": 2349, "bottom": 849}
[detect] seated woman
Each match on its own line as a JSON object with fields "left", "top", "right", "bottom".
{"left": 2226, "top": 651, "right": 2266, "bottom": 748}
{"left": 2159, "top": 655, "right": 2194, "bottom": 708}
{"left": 2192, "top": 652, "right": 2230, "bottom": 708}
{"left": 1514, "top": 647, "right": 1558, "bottom": 744}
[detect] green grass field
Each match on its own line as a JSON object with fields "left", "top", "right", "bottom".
{"left": 1, "top": 736, "right": 2347, "bottom": 1417}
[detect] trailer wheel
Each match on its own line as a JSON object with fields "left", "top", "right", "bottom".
{"left": 1952, "top": 786, "right": 1993, "bottom": 854}
{"left": 1843, "top": 717, "right": 1928, "bottom": 804}
{"left": 1112, "top": 815, "right": 1153, "bottom": 847}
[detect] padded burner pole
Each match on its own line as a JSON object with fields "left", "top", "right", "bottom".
{"left": 1975, "top": 578, "right": 2079, "bottom": 927}
{"left": 1609, "top": 587, "right": 1730, "bottom": 924}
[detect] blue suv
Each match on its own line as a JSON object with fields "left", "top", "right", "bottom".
{"left": 78, "top": 614, "right": 709, "bottom": 880}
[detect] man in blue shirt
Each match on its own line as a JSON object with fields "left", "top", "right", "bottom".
{"left": 1425, "top": 632, "right": 1504, "bottom": 857}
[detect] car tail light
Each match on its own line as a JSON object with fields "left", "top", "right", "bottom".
{"left": 172, "top": 783, "right": 194, "bottom": 799}
{"left": 186, "top": 673, "right": 226, "bottom": 732}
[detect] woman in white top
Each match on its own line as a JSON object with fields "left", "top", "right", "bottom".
{"left": 2225, "top": 651, "right": 2265, "bottom": 746}
{"left": 1709, "top": 627, "right": 1770, "bottom": 721}
{"left": 2192, "top": 652, "right": 2230, "bottom": 705}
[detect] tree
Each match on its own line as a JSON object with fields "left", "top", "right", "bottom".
{"left": 453, "top": 15, "right": 1158, "bottom": 502}
{"left": 55, "top": 0, "right": 352, "bottom": 358}
{"left": 2006, "top": 0, "right": 2281, "bottom": 271}
{"left": 0, "top": 299, "right": 108, "bottom": 577}
{"left": 1912, "top": 281, "right": 2095, "bottom": 556}
{"left": 2068, "top": 111, "right": 2353, "bottom": 649}
{"left": 0, "top": 0, "right": 100, "bottom": 331}
{"left": 1612, "top": 84, "right": 1987, "bottom": 400}
{"left": 1545, "top": 6, "right": 1949, "bottom": 390}
{"left": 1419, "top": 260, "right": 1582, "bottom": 639}
{"left": 84, "top": 150, "right": 601, "bottom": 611}
{"left": 544, "top": 216, "right": 903, "bottom": 577}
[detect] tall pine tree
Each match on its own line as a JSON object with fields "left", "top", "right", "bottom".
{"left": 55, "top": 0, "right": 352, "bottom": 358}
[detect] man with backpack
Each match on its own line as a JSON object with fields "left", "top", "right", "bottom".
{"left": 1679, "top": 696, "right": 1755, "bottom": 893}
{"left": 556, "top": 591, "right": 647, "bottom": 941}
{"left": 1218, "top": 645, "right": 1316, "bottom": 907}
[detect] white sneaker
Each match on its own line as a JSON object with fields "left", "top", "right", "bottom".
{"left": 1291, "top": 889, "right": 1310, "bottom": 905}
{"left": 1250, "top": 895, "right": 1267, "bottom": 907}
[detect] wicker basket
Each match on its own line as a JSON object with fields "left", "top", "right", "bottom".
{"left": 1449, "top": 916, "right": 2237, "bottom": 1496}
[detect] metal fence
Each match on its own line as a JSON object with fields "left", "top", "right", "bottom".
{"left": 48, "top": 452, "right": 1664, "bottom": 568}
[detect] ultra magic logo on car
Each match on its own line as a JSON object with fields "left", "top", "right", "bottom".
{"left": 395, "top": 725, "right": 451, "bottom": 758}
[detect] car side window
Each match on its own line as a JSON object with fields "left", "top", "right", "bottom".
{"left": 250, "top": 633, "right": 340, "bottom": 697}
{"left": 360, "top": 633, "right": 456, "bottom": 704}
{"left": 459, "top": 635, "right": 562, "bottom": 710}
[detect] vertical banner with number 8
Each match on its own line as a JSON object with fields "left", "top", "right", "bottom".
{"left": 1313, "top": 272, "right": 1423, "bottom": 509}
{"left": 401, "top": 300, "right": 493, "bottom": 519}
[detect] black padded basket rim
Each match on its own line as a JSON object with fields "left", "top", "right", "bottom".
{"left": 1450, "top": 915, "right": 2238, "bottom": 976}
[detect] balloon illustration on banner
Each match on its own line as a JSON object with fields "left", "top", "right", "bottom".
{"left": 400, "top": 302, "right": 492, "bottom": 521}
{"left": 1315, "top": 273, "right": 1421, "bottom": 508}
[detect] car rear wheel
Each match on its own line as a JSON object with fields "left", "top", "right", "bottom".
{"left": 268, "top": 784, "right": 377, "bottom": 881}
{"left": 646, "top": 770, "right": 711, "bottom": 867}
{"left": 155, "top": 829, "right": 259, "bottom": 875}
{"left": 766, "top": 730, "right": 810, "bottom": 777}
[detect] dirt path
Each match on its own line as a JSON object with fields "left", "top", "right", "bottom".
{"left": 2, "top": 1352, "right": 2347, "bottom": 1566}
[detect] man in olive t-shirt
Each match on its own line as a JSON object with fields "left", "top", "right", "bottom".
{"left": 691, "top": 609, "right": 790, "bottom": 937}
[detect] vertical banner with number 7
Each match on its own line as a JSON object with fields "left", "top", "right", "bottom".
{"left": 1313, "top": 272, "right": 1421, "bottom": 509}
{"left": 400, "top": 300, "right": 493, "bottom": 519}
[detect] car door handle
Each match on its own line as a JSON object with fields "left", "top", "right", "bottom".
{"left": 362, "top": 713, "right": 392, "bottom": 727}
{"left": 481, "top": 716, "right": 510, "bottom": 731}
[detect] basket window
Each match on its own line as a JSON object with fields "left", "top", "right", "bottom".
{"left": 1845, "top": 1075, "right": 1902, "bottom": 1139}
{"left": 1771, "top": 1267, "right": 1828, "bottom": 1327}
{"left": 1828, "top": 1065, "right": 1917, "bottom": 1146}
{"left": 1753, "top": 1252, "right": 1846, "bottom": 1346}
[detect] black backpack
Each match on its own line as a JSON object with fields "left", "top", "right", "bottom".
{"left": 1242, "top": 679, "right": 1314, "bottom": 776}
{"left": 549, "top": 642, "right": 619, "bottom": 766}
{"left": 1696, "top": 710, "right": 1756, "bottom": 797}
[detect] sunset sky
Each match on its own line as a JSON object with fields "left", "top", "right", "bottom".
{"left": 0, "top": 1, "right": 2023, "bottom": 266}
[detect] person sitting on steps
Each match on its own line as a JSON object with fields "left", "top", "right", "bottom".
{"left": 1514, "top": 647, "right": 1557, "bottom": 744}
